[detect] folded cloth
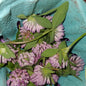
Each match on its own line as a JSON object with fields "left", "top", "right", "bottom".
{"left": 0, "top": 0, "right": 60, "bottom": 40}
{"left": 0, "top": 0, "right": 60, "bottom": 86}
{"left": 0, "top": 0, "right": 86, "bottom": 86}
{"left": 57, "top": 0, "right": 86, "bottom": 86}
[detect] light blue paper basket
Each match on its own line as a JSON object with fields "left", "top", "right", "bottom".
{"left": 0, "top": 0, "right": 86, "bottom": 86}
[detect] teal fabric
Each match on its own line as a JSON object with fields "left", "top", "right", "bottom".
{"left": 0, "top": 0, "right": 60, "bottom": 40}
{"left": 0, "top": 0, "right": 61, "bottom": 86}
{"left": 0, "top": 0, "right": 86, "bottom": 86}
{"left": 58, "top": 0, "right": 86, "bottom": 86}
{"left": 0, "top": 67, "right": 7, "bottom": 86}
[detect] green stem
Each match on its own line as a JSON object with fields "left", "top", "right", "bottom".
{"left": 62, "top": 33, "right": 86, "bottom": 54}
{"left": 43, "top": 58, "right": 45, "bottom": 66}
{"left": 6, "top": 29, "right": 54, "bottom": 45}
{"left": 51, "top": 77, "right": 55, "bottom": 85}
{"left": 40, "top": 8, "right": 57, "bottom": 16}
{"left": 68, "top": 33, "right": 86, "bottom": 51}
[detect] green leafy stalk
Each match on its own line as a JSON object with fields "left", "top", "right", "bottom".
{"left": 42, "top": 48, "right": 59, "bottom": 57}
{"left": 33, "top": 15, "right": 52, "bottom": 28}
{"left": 63, "top": 33, "right": 86, "bottom": 54}
{"left": 49, "top": 31, "right": 55, "bottom": 43}
{"left": 72, "top": 75, "right": 82, "bottom": 81}
{"left": 49, "top": 1, "right": 69, "bottom": 43}
{"left": 40, "top": 1, "right": 69, "bottom": 16}
{"left": 17, "top": 14, "right": 27, "bottom": 19}
{"left": 52, "top": 1, "right": 69, "bottom": 29}
{"left": 6, "top": 29, "right": 55, "bottom": 45}
{"left": 59, "top": 33, "right": 86, "bottom": 62}
{"left": 40, "top": 8, "right": 57, "bottom": 16}
{"left": 51, "top": 77, "right": 55, "bottom": 85}
{"left": 68, "top": 33, "right": 86, "bottom": 51}
{"left": 41, "top": 33, "right": 86, "bottom": 65}
{"left": 43, "top": 57, "right": 45, "bottom": 66}
{"left": 24, "top": 40, "right": 37, "bottom": 50}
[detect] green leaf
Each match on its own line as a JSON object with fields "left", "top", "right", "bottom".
{"left": 40, "top": 8, "right": 57, "bottom": 16}
{"left": 58, "top": 51, "right": 63, "bottom": 65}
{"left": 58, "top": 48, "right": 69, "bottom": 65}
{"left": 22, "top": 66, "right": 33, "bottom": 71}
{"left": 34, "top": 33, "right": 42, "bottom": 38}
{"left": 58, "top": 41, "right": 67, "bottom": 49}
{"left": 41, "top": 68, "right": 55, "bottom": 77}
{"left": 0, "top": 48, "right": 6, "bottom": 54}
{"left": 49, "top": 30, "right": 55, "bottom": 43}
{"left": 27, "top": 70, "right": 33, "bottom": 76}
{"left": 52, "top": 1, "right": 69, "bottom": 29}
{"left": 0, "top": 63, "right": 5, "bottom": 69}
{"left": 6, "top": 62, "right": 15, "bottom": 71}
{"left": 45, "top": 63, "right": 52, "bottom": 68}
{"left": 6, "top": 62, "right": 21, "bottom": 71}
{"left": 69, "top": 61, "right": 77, "bottom": 67}
{"left": 14, "top": 62, "right": 21, "bottom": 69}
{"left": 62, "top": 65, "right": 71, "bottom": 76}
{"left": 70, "top": 70, "right": 76, "bottom": 75}
{"left": 17, "top": 14, "right": 27, "bottom": 19}
{"left": 41, "top": 48, "right": 59, "bottom": 57}
{"left": 72, "top": 74, "right": 82, "bottom": 81}
{"left": 27, "top": 82, "right": 36, "bottom": 86}
{"left": 56, "top": 69, "right": 63, "bottom": 76}
{"left": 33, "top": 15, "right": 52, "bottom": 28}
{"left": 70, "top": 69, "right": 82, "bottom": 81}
{"left": 61, "top": 48, "right": 69, "bottom": 61}
{"left": 0, "top": 43, "right": 16, "bottom": 59}
{"left": 16, "top": 28, "right": 20, "bottom": 40}
{"left": 42, "top": 33, "right": 50, "bottom": 44}
{"left": 24, "top": 40, "right": 37, "bottom": 50}
{"left": 6, "top": 73, "right": 10, "bottom": 77}
{"left": 51, "top": 77, "right": 55, "bottom": 84}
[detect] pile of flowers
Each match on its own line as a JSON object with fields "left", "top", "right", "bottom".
{"left": 0, "top": 2, "right": 85, "bottom": 86}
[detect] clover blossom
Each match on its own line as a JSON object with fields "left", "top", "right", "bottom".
{"left": 46, "top": 54, "right": 68, "bottom": 69}
{"left": 18, "top": 26, "right": 34, "bottom": 48}
{"left": 55, "top": 24, "right": 64, "bottom": 42}
{"left": 19, "top": 26, "right": 34, "bottom": 40}
{"left": 7, "top": 69, "right": 29, "bottom": 86}
{"left": 18, "top": 52, "right": 35, "bottom": 67}
{"left": 23, "top": 16, "right": 44, "bottom": 33}
{"left": 30, "top": 65, "right": 59, "bottom": 85}
{"left": 70, "top": 54, "right": 85, "bottom": 75}
{"left": 45, "top": 16, "right": 53, "bottom": 22}
{"left": 32, "top": 41, "right": 52, "bottom": 63}
{"left": 53, "top": 42, "right": 61, "bottom": 48}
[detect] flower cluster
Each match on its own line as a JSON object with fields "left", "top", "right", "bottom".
{"left": 23, "top": 18, "right": 44, "bottom": 33}
{"left": 70, "top": 55, "right": 85, "bottom": 76}
{"left": 46, "top": 54, "right": 68, "bottom": 69}
{"left": 0, "top": 2, "right": 85, "bottom": 86}
{"left": 55, "top": 24, "right": 64, "bottom": 42}
{"left": 18, "top": 52, "right": 35, "bottom": 67}
{"left": 30, "top": 65, "right": 59, "bottom": 85}
{"left": 7, "top": 69, "right": 29, "bottom": 86}
{"left": 32, "top": 41, "right": 52, "bottom": 63}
